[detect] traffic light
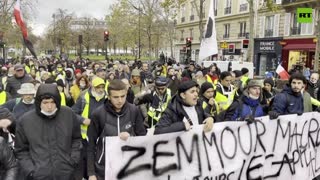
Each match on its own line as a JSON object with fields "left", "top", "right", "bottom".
{"left": 0, "top": 42, "right": 5, "bottom": 48}
{"left": 104, "top": 31, "right": 109, "bottom": 41}
{"left": 186, "top": 37, "right": 192, "bottom": 47}
{"left": 78, "top": 35, "right": 83, "bottom": 44}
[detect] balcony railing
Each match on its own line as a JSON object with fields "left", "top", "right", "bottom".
{"left": 239, "top": 3, "right": 248, "bottom": 12}
{"left": 238, "top": 32, "right": 247, "bottom": 38}
{"left": 181, "top": 17, "right": 185, "bottom": 23}
{"left": 265, "top": 29, "right": 274, "bottom": 37}
{"left": 190, "top": 15, "right": 194, "bottom": 21}
{"left": 291, "top": 26, "right": 301, "bottom": 35}
{"left": 224, "top": 7, "right": 231, "bottom": 15}
{"left": 223, "top": 34, "right": 230, "bottom": 39}
{"left": 214, "top": 9, "right": 217, "bottom": 16}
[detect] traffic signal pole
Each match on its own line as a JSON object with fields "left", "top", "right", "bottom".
{"left": 104, "top": 31, "right": 109, "bottom": 61}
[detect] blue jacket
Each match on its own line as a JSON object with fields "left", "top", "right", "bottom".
{"left": 272, "top": 85, "right": 304, "bottom": 115}
{"left": 224, "top": 96, "right": 264, "bottom": 121}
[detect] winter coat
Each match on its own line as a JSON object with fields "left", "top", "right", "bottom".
{"left": 224, "top": 95, "right": 265, "bottom": 121}
{"left": 0, "top": 137, "right": 17, "bottom": 180}
{"left": 87, "top": 100, "right": 146, "bottom": 177}
{"left": 72, "top": 88, "right": 106, "bottom": 119}
{"left": 303, "top": 91, "right": 313, "bottom": 113}
{"left": 15, "top": 84, "right": 82, "bottom": 180}
{"left": 272, "top": 85, "right": 304, "bottom": 115}
{"left": 154, "top": 95, "right": 210, "bottom": 134}
{"left": 0, "top": 107, "right": 15, "bottom": 140}
{"left": 167, "top": 75, "right": 180, "bottom": 95}
{"left": 2, "top": 98, "right": 34, "bottom": 120}
{"left": 307, "top": 81, "right": 320, "bottom": 99}
{"left": 5, "top": 74, "right": 33, "bottom": 98}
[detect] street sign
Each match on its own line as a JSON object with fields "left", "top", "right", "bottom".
{"left": 220, "top": 41, "right": 228, "bottom": 49}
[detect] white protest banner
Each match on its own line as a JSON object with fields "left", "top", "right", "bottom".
{"left": 105, "top": 112, "right": 320, "bottom": 180}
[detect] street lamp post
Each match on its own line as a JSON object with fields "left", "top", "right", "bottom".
{"left": 52, "top": 13, "right": 56, "bottom": 55}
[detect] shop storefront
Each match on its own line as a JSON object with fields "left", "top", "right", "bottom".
{"left": 254, "top": 37, "right": 283, "bottom": 76}
{"left": 281, "top": 38, "right": 316, "bottom": 71}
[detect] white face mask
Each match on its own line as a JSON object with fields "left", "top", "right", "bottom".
{"left": 249, "top": 94, "right": 259, "bottom": 100}
{"left": 41, "top": 108, "right": 58, "bottom": 117}
{"left": 80, "top": 83, "right": 86, "bottom": 88}
{"left": 23, "top": 99, "right": 34, "bottom": 105}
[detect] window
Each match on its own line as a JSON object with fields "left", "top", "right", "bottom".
{"left": 189, "top": 28, "right": 193, "bottom": 38}
{"left": 291, "top": 13, "right": 301, "bottom": 35}
{"left": 180, "top": 30, "right": 184, "bottom": 41}
{"left": 223, "top": 24, "right": 230, "bottom": 38}
{"left": 239, "top": 22, "right": 246, "bottom": 37}
{"left": 265, "top": 16, "right": 274, "bottom": 37}
{"left": 213, "top": 0, "right": 217, "bottom": 16}
{"left": 225, "top": 0, "right": 232, "bottom": 15}
{"left": 180, "top": 4, "right": 185, "bottom": 22}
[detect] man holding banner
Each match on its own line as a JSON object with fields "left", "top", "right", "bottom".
{"left": 87, "top": 80, "right": 146, "bottom": 180}
{"left": 154, "top": 80, "right": 214, "bottom": 134}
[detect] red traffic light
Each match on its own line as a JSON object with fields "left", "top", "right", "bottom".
{"left": 104, "top": 31, "right": 109, "bottom": 41}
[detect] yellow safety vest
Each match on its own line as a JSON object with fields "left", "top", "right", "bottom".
{"left": 60, "top": 92, "right": 66, "bottom": 106}
{"left": 215, "top": 83, "right": 236, "bottom": 111}
{"left": 202, "top": 100, "right": 220, "bottom": 116}
{"left": 147, "top": 89, "right": 171, "bottom": 126}
{"left": 0, "top": 91, "right": 7, "bottom": 105}
{"left": 206, "top": 75, "right": 218, "bottom": 89}
{"left": 241, "top": 76, "right": 249, "bottom": 87}
{"left": 25, "top": 66, "right": 30, "bottom": 74}
{"left": 81, "top": 92, "right": 90, "bottom": 139}
{"left": 105, "top": 80, "right": 110, "bottom": 96}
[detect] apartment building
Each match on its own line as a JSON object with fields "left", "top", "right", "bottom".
{"left": 280, "top": 0, "right": 319, "bottom": 72}
{"left": 175, "top": 0, "right": 252, "bottom": 64}
{"left": 175, "top": 0, "right": 319, "bottom": 75}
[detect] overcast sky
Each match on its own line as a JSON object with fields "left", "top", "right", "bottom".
{"left": 31, "top": 0, "right": 116, "bottom": 36}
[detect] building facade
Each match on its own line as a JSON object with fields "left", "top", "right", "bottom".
{"left": 175, "top": 0, "right": 319, "bottom": 75}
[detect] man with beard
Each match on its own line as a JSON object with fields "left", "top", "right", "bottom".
{"left": 72, "top": 77, "right": 106, "bottom": 180}
{"left": 15, "top": 84, "right": 82, "bottom": 180}
{"left": 87, "top": 80, "right": 146, "bottom": 180}
{"left": 5, "top": 64, "right": 33, "bottom": 98}
{"left": 269, "top": 73, "right": 306, "bottom": 119}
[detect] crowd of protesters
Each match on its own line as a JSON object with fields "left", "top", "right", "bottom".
{"left": 0, "top": 56, "right": 319, "bottom": 180}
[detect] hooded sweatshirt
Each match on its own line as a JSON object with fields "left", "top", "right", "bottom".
{"left": 15, "top": 84, "right": 82, "bottom": 180}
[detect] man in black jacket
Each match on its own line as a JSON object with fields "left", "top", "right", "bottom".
{"left": 15, "top": 84, "right": 82, "bottom": 180}
{"left": 6, "top": 64, "right": 33, "bottom": 98}
{"left": 87, "top": 80, "right": 146, "bottom": 180}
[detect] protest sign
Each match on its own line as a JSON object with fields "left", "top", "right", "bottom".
{"left": 105, "top": 112, "right": 320, "bottom": 180}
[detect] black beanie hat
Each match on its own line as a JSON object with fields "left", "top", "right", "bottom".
{"left": 56, "top": 79, "right": 65, "bottom": 88}
{"left": 241, "top": 68, "right": 249, "bottom": 75}
{"left": 264, "top": 78, "right": 275, "bottom": 87}
{"left": 200, "top": 82, "right": 214, "bottom": 94}
{"left": 233, "top": 70, "right": 242, "bottom": 78}
{"left": 178, "top": 80, "right": 199, "bottom": 94}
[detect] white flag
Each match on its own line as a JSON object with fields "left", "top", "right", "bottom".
{"left": 198, "top": 0, "right": 218, "bottom": 62}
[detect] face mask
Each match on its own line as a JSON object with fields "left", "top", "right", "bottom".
{"left": 57, "top": 67, "right": 63, "bottom": 72}
{"left": 41, "top": 108, "right": 58, "bottom": 117}
{"left": 23, "top": 99, "right": 35, "bottom": 105}
{"left": 80, "top": 84, "right": 86, "bottom": 89}
{"left": 249, "top": 94, "right": 259, "bottom": 100}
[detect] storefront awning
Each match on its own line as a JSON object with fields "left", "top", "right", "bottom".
{"left": 283, "top": 43, "right": 316, "bottom": 50}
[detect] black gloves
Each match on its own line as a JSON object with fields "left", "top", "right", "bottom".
{"left": 27, "top": 171, "right": 34, "bottom": 180}
{"left": 269, "top": 111, "right": 279, "bottom": 120}
{"left": 241, "top": 115, "right": 255, "bottom": 124}
{"left": 316, "top": 107, "right": 320, "bottom": 113}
